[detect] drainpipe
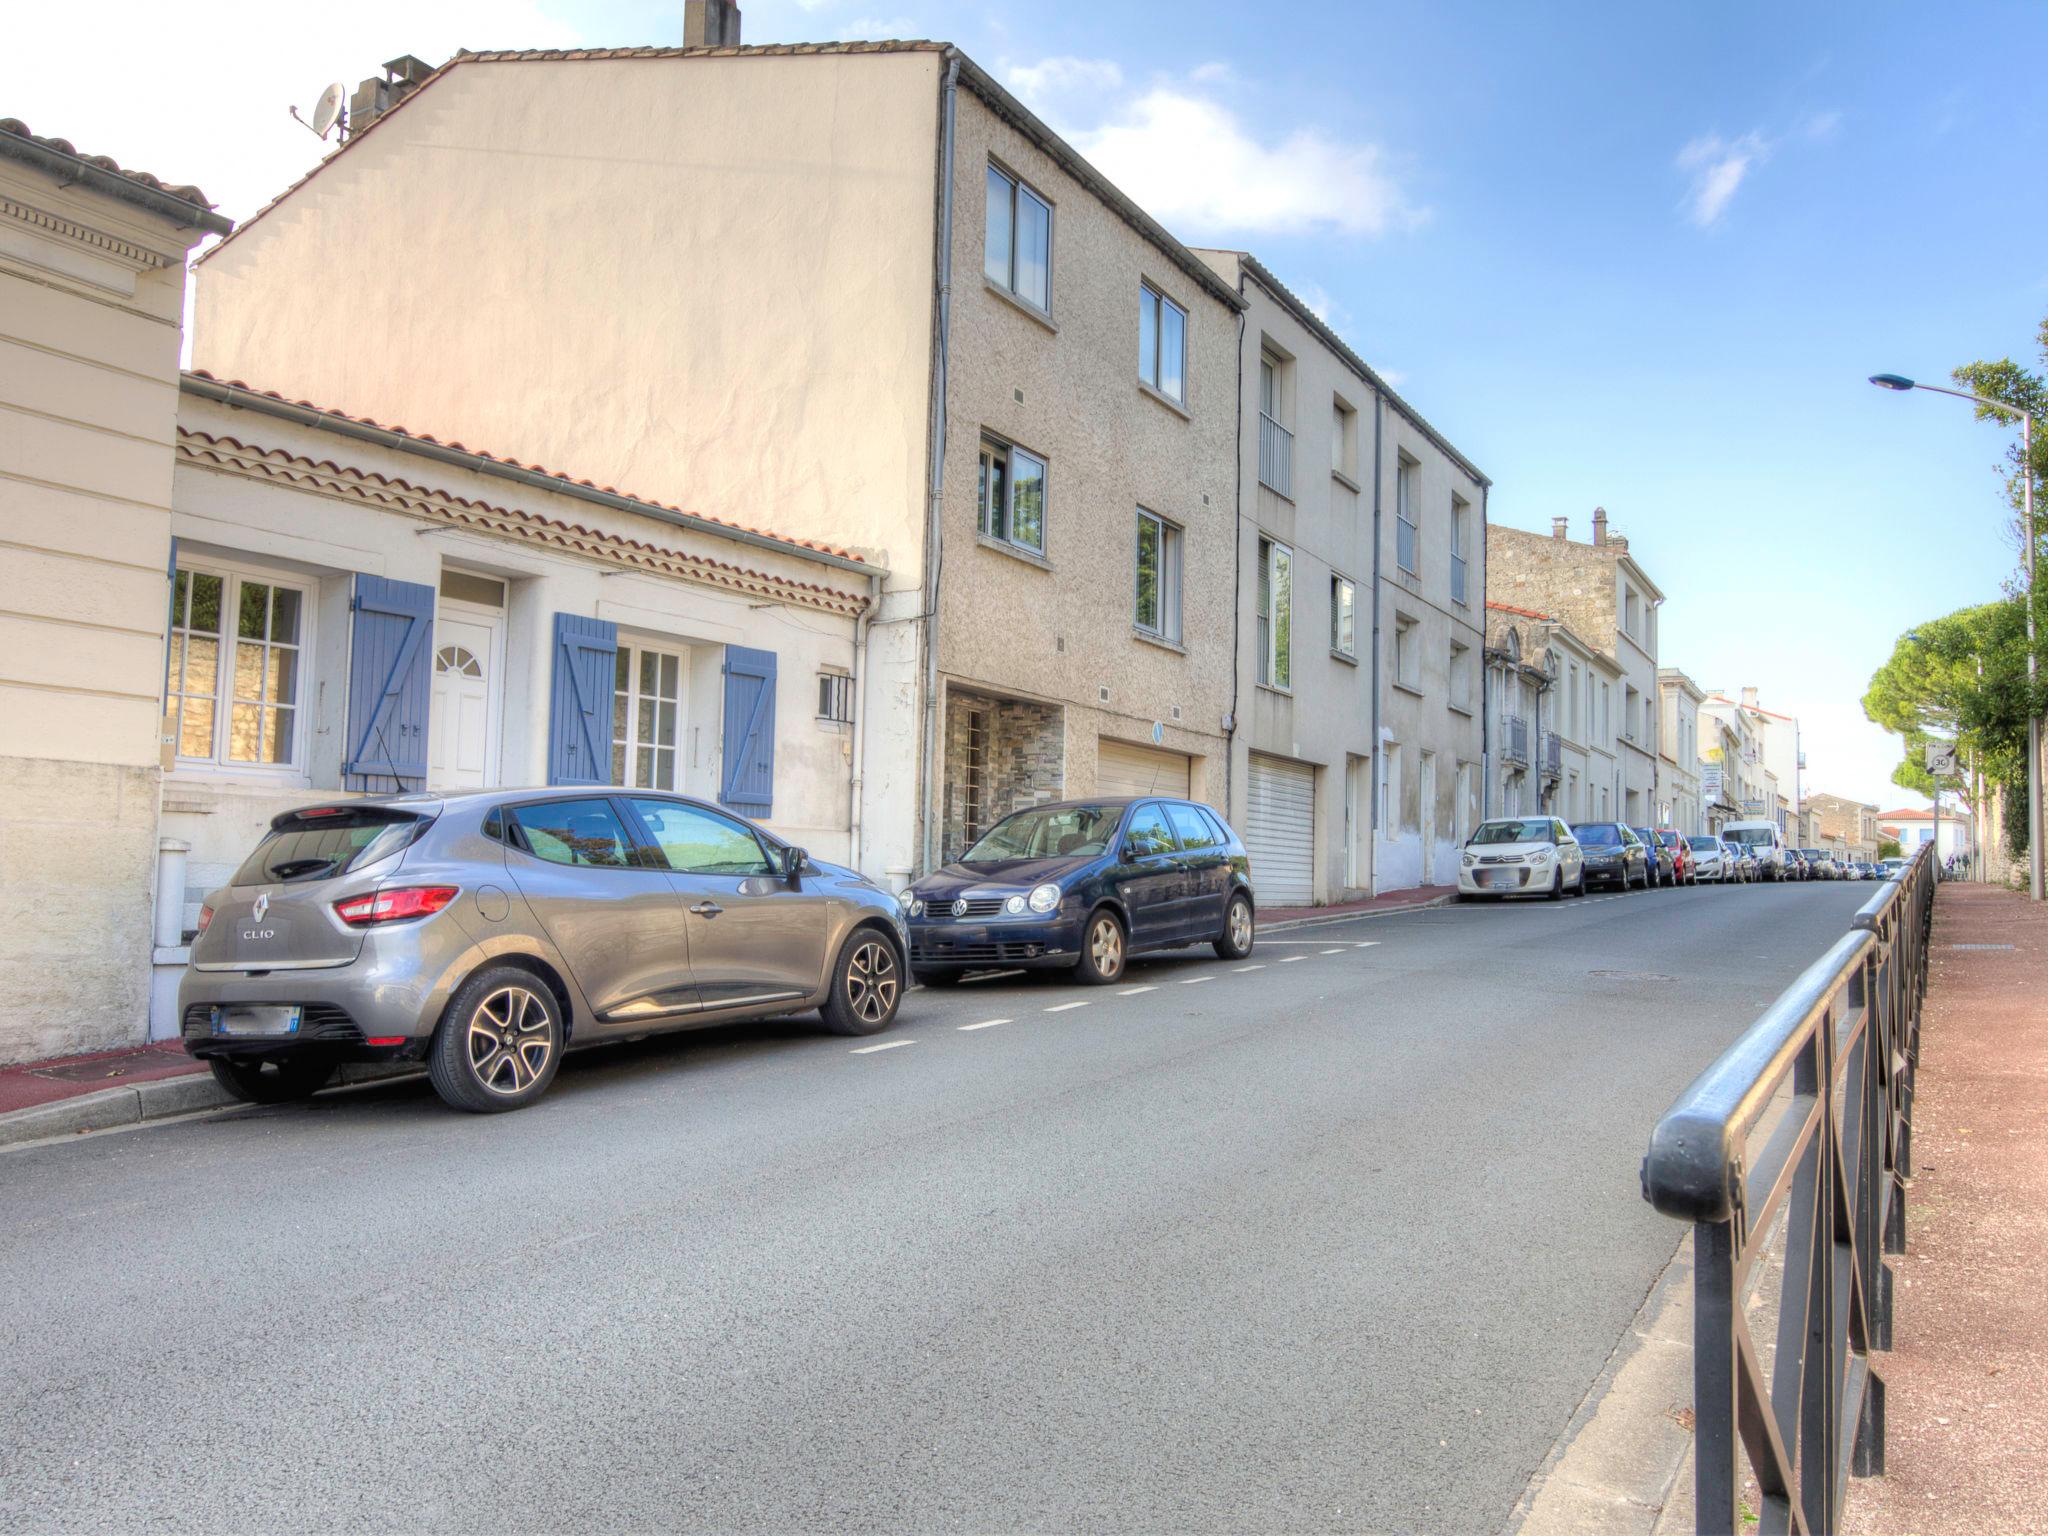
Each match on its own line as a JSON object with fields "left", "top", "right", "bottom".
{"left": 848, "top": 570, "right": 882, "bottom": 875}
{"left": 1479, "top": 482, "right": 1492, "bottom": 819}
{"left": 1368, "top": 392, "right": 1385, "bottom": 896}
{"left": 917, "top": 55, "right": 961, "bottom": 877}
{"left": 1224, "top": 280, "right": 1247, "bottom": 823}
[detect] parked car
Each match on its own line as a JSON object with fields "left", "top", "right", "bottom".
{"left": 1783, "top": 850, "right": 1809, "bottom": 881}
{"left": 1573, "top": 822, "right": 1650, "bottom": 890}
{"left": 181, "top": 790, "right": 909, "bottom": 1114}
{"left": 1654, "top": 829, "right": 1696, "bottom": 885}
{"left": 1688, "top": 834, "right": 1734, "bottom": 883}
{"left": 1797, "top": 847, "right": 1832, "bottom": 880}
{"left": 1633, "top": 826, "right": 1677, "bottom": 888}
{"left": 1458, "top": 817, "right": 1586, "bottom": 900}
{"left": 1723, "top": 819, "right": 1788, "bottom": 881}
{"left": 905, "top": 797, "right": 1254, "bottom": 988}
{"left": 1879, "top": 857, "right": 1908, "bottom": 878}
{"left": 1721, "top": 836, "right": 1759, "bottom": 883}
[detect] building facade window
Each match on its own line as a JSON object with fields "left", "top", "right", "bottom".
{"left": 1333, "top": 397, "right": 1358, "bottom": 479}
{"left": 1450, "top": 495, "right": 1470, "bottom": 606}
{"left": 1396, "top": 455, "right": 1420, "bottom": 575}
{"left": 1256, "top": 535, "right": 1293, "bottom": 689}
{"left": 1137, "top": 283, "right": 1187, "bottom": 404}
{"left": 818, "top": 671, "right": 854, "bottom": 724}
{"left": 1450, "top": 640, "right": 1472, "bottom": 710}
{"left": 166, "top": 563, "right": 307, "bottom": 769}
{"left": 1382, "top": 742, "right": 1402, "bottom": 830}
{"left": 1257, "top": 353, "right": 1293, "bottom": 497}
{"left": 978, "top": 436, "right": 1047, "bottom": 556}
{"left": 984, "top": 162, "right": 1051, "bottom": 312}
{"left": 612, "top": 645, "right": 682, "bottom": 790}
{"left": 1394, "top": 613, "right": 1419, "bottom": 691}
{"left": 1134, "top": 507, "right": 1183, "bottom": 643}
{"left": 1330, "top": 573, "right": 1357, "bottom": 658}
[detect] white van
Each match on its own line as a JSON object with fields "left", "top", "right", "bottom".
{"left": 1722, "top": 819, "right": 1787, "bottom": 881}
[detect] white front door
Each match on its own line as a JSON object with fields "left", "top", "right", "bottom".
{"left": 429, "top": 608, "right": 502, "bottom": 789}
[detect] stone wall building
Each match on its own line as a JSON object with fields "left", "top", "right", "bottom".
{"left": 1488, "top": 510, "right": 1663, "bottom": 826}
{"left": 1807, "top": 792, "right": 1882, "bottom": 863}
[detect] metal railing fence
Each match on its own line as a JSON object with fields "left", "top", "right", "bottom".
{"left": 1503, "top": 714, "right": 1530, "bottom": 766}
{"left": 1641, "top": 845, "right": 1934, "bottom": 1535}
{"left": 1258, "top": 413, "right": 1293, "bottom": 498}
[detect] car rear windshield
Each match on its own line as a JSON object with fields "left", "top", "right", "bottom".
{"left": 232, "top": 809, "right": 426, "bottom": 886}
{"left": 1573, "top": 823, "right": 1622, "bottom": 844}
{"left": 1655, "top": 831, "right": 1682, "bottom": 847}
{"left": 1687, "top": 837, "right": 1720, "bottom": 851}
{"left": 1471, "top": 819, "right": 1552, "bottom": 844}
{"left": 965, "top": 804, "right": 1122, "bottom": 862}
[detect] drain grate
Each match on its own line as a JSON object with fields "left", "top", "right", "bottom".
{"left": 1950, "top": 943, "right": 2015, "bottom": 951}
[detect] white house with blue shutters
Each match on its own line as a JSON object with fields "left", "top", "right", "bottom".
{"left": 143, "top": 374, "right": 880, "bottom": 1042}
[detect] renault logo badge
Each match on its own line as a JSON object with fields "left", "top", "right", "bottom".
{"left": 252, "top": 893, "right": 270, "bottom": 922}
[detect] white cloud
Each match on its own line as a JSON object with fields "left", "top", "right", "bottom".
{"left": 1676, "top": 131, "right": 1771, "bottom": 228}
{"left": 1798, "top": 109, "right": 1843, "bottom": 143}
{"left": 1005, "top": 56, "right": 1124, "bottom": 101}
{"left": 830, "top": 14, "right": 918, "bottom": 39}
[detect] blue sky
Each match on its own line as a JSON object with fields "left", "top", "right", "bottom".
{"left": 13, "top": 1, "right": 2045, "bottom": 809}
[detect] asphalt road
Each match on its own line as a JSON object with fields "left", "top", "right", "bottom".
{"left": 0, "top": 879, "right": 1872, "bottom": 1534}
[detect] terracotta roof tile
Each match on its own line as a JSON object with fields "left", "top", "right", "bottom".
{"left": 1486, "top": 600, "right": 1554, "bottom": 621}
{"left": 185, "top": 370, "right": 864, "bottom": 564}
{"left": 0, "top": 117, "right": 216, "bottom": 210}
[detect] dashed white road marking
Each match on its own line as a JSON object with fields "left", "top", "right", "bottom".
{"left": 1278, "top": 955, "right": 1307, "bottom": 964}
{"left": 1354, "top": 942, "right": 1380, "bottom": 949}
{"left": 1044, "top": 1000, "right": 1091, "bottom": 1013}
{"left": 1118, "top": 985, "right": 1158, "bottom": 996}
{"left": 1234, "top": 964, "right": 1265, "bottom": 972}
{"left": 1320, "top": 948, "right": 1346, "bottom": 955}
{"left": 1179, "top": 975, "right": 1215, "bottom": 985}
{"left": 957, "top": 1017, "right": 1011, "bottom": 1032}
{"left": 850, "top": 1039, "right": 915, "bottom": 1054}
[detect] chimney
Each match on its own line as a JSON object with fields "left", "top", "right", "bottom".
{"left": 347, "top": 55, "right": 435, "bottom": 135}
{"left": 1741, "top": 686, "right": 1759, "bottom": 709}
{"left": 684, "top": 0, "right": 743, "bottom": 45}
{"left": 1609, "top": 534, "right": 1629, "bottom": 553}
{"left": 1551, "top": 516, "right": 1568, "bottom": 541}
{"left": 1591, "top": 507, "right": 1608, "bottom": 547}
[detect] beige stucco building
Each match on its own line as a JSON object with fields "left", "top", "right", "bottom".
{"left": 1484, "top": 602, "right": 1621, "bottom": 824}
{"left": 1193, "top": 251, "right": 1487, "bottom": 903}
{"left": 190, "top": 34, "right": 1247, "bottom": 885}
{"left": 1701, "top": 689, "right": 1803, "bottom": 835}
{"left": 0, "top": 120, "right": 229, "bottom": 1063}
{"left": 1806, "top": 792, "right": 1881, "bottom": 862}
{"left": 1489, "top": 510, "right": 1664, "bottom": 827}
{"left": 1657, "top": 668, "right": 1705, "bottom": 834}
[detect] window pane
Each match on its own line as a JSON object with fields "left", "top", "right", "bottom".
{"left": 189, "top": 572, "right": 222, "bottom": 633}
{"left": 233, "top": 642, "right": 265, "bottom": 702}
{"left": 1159, "top": 299, "right": 1185, "bottom": 403}
{"left": 984, "top": 165, "right": 1013, "bottom": 287}
{"left": 237, "top": 581, "right": 270, "bottom": 640}
{"left": 660, "top": 653, "right": 679, "bottom": 696}
{"left": 184, "top": 634, "right": 218, "bottom": 695}
{"left": 265, "top": 707, "right": 293, "bottom": 764}
{"left": 509, "top": 799, "right": 633, "bottom": 867}
{"left": 270, "top": 587, "right": 302, "bottom": 644}
{"left": 165, "top": 634, "right": 185, "bottom": 695}
{"left": 654, "top": 748, "right": 676, "bottom": 791}
{"left": 979, "top": 446, "right": 1007, "bottom": 540}
{"left": 1138, "top": 287, "right": 1158, "bottom": 386}
{"left": 1124, "top": 803, "right": 1179, "bottom": 857}
{"left": 636, "top": 745, "right": 655, "bottom": 788}
{"left": 172, "top": 569, "right": 189, "bottom": 624}
{"left": 656, "top": 699, "right": 677, "bottom": 747}
{"left": 615, "top": 649, "right": 630, "bottom": 691}
{"left": 640, "top": 650, "right": 658, "bottom": 696}
{"left": 267, "top": 647, "right": 298, "bottom": 707}
{"left": 624, "top": 799, "right": 772, "bottom": 875}
{"left": 1135, "top": 513, "right": 1160, "bottom": 630}
{"left": 1161, "top": 525, "right": 1181, "bottom": 641}
{"left": 613, "top": 689, "right": 628, "bottom": 740}
{"left": 611, "top": 743, "right": 626, "bottom": 785}
{"left": 228, "top": 701, "right": 263, "bottom": 762}
{"left": 1165, "top": 802, "right": 1216, "bottom": 850}
{"left": 1010, "top": 450, "right": 1045, "bottom": 552}
{"left": 1272, "top": 544, "right": 1293, "bottom": 689}
{"left": 179, "top": 697, "right": 214, "bottom": 757}
{"left": 1016, "top": 186, "right": 1050, "bottom": 309}
{"left": 637, "top": 698, "right": 655, "bottom": 743}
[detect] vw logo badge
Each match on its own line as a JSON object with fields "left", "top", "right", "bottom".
{"left": 951, "top": 897, "right": 969, "bottom": 917}
{"left": 251, "top": 893, "right": 270, "bottom": 922}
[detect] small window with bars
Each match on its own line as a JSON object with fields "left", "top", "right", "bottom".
{"left": 818, "top": 671, "right": 854, "bottom": 724}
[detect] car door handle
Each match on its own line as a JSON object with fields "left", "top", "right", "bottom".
{"left": 690, "top": 901, "right": 724, "bottom": 918}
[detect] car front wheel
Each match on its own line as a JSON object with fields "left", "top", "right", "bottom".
{"left": 429, "top": 966, "right": 563, "bottom": 1114}
{"left": 208, "top": 1055, "right": 334, "bottom": 1105}
{"left": 1076, "top": 909, "right": 1127, "bottom": 984}
{"left": 1214, "top": 893, "right": 1255, "bottom": 960}
{"left": 821, "top": 928, "right": 903, "bottom": 1036}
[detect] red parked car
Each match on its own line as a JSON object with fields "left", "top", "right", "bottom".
{"left": 1654, "top": 829, "right": 1697, "bottom": 885}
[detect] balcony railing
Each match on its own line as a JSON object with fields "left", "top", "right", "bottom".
{"left": 1258, "top": 413, "right": 1293, "bottom": 499}
{"left": 1450, "top": 552, "right": 1468, "bottom": 605}
{"left": 1502, "top": 713, "right": 1530, "bottom": 767}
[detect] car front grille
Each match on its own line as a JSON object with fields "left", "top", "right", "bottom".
{"left": 937, "top": 897, "right": 1010, "bottom": 919}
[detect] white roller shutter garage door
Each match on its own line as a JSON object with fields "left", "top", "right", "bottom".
{"left": 1096, "top": 737, "right": 1192, "bottom": 799}
{"left": 1246, "top": 753, "right": 1315, "bottom": 905}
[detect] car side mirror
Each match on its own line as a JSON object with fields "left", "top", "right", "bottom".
{"left": 779, "top": 845, "right": 807, "bottom": 884}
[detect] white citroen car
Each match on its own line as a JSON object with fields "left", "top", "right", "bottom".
{"left": 1458, "top": 816, "right": 1586, "bottom": 901}
{"left": 1688, "top": 835, "right": 1734, "bottom": 883}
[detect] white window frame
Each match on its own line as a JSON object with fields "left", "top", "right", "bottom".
{"left": 984, "top": 160, "right": 1053, "bottom": 314}
{"left": 165, "top": 554, "right": 314, "bottom": 778}
{"left": 1330, "top": 572, "right": 1357, "bottom": 659}
{"left": 1256, "top": 535, "right": 1293, "bottom": 691}
{"left": 977, "top": 435, "right": 1049, "bottom": 558}
{"left": 1138, "top": 282, "right": 1188, "bottom": 405}
{"left": 612, "top": 640, "right": 686, "bottom": 791}
{"left": 1450, "top": 495, "right": 1470, "bottom": 606}
{"left": 1396, "top": 455, "right": 1420, "bottom": 576}
{"left": 1394, "top": 612, "right": 1420, "bottom": 692}
{"left": 1133, "top": 506, "right": 1183, "bottom": 643}
{"left": 1332, "top": 396, "right": 1358, "bottom": 480}
{"left": 1450, "top": 640, "right": 1472, "bottom": 711}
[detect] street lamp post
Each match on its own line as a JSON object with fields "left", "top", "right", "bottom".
{"left": 1871, "top": 373, "right": 2043, "bottom": 900}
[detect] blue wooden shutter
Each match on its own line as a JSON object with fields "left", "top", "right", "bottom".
{"left": 548, "top": 614, "right": 618, "bottom": 786}
{"left": 344, "top": 574, "right": 435, "bottom": 792}
{"left": 720, "top": 645, "right": 777, "bottom": 813}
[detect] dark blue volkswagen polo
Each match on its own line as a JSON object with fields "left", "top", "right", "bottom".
{"left": 904, "top": 798, "right": 1257, "bottom": 986}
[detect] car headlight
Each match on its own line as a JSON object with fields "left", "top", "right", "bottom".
{"left": 1462, "top": 852, "right": 1477, "bottom": 866}
{"left": 1027, "top": 883, "right": 1061, "bottom": 914}
{"left": 1004, "top": 895, "right": 1026, "bottom": 915}
{"left": 901, "top": 894, "right": 924, "bottom": 918}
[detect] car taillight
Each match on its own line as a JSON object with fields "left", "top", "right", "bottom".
{"left": 196, "top": 905, "right": 214, "bottom": 934}
{"left": 333, "top": 886, "right": 459, "bottom": 927}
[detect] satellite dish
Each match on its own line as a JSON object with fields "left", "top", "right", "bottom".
{"left": 310, "top": 81, "right": 347, "bottom": 139}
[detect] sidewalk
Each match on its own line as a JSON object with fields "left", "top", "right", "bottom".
{"left": 1843, "top": 881, "right": 2048, "bottom": 1533}
{"left": 0, "top": 1039, "right": 228, "bottom": 1147}
{"left": 1257, "top": 883, "right": 1455, "bottom": 929}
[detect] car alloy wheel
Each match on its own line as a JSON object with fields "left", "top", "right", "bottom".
{"left": 844, "top": 936, "right": 899, "bottom": 1026}
{"left": 1228, "top": 898, "right": 1252, "bottom": 951}
{"left": 1081, "top": 911, "right": 1125, "bottom": 983}
{"left": 467, "top": 984, "right": 554, "bottom": 1098}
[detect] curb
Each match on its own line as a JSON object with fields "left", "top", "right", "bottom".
{"left": 0, "top": 1071, "right": 235, "bottom": 1149}
{"left": 1257, "top": 894, "right": 1455, "bottom": 933}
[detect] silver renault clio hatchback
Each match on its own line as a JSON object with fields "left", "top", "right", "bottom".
{"left": 179, "top": 789, "right": 908, "bottom": 1113}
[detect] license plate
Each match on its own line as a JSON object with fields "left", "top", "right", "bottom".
{"left": 1480, "top": 870, "right": 1512, "bottom": 888}
{"left": 212, "top": 1005, "right": 302, "bottom": 1037}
